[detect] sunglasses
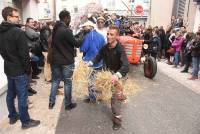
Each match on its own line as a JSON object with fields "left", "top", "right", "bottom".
{"left": 11, "top": 15, "right": 20, "bottom": 19}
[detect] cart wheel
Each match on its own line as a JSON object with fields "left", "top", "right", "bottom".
{"left": 144, "top": 56, "right": 157, "bottom": 79}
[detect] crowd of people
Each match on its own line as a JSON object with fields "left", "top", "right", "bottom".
{"left": 0, "top": 5, "right": 200, "bottom": 131}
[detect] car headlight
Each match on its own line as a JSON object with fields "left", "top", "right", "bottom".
{"left": 143, "top": 44, "right": 148, "bottom": 49}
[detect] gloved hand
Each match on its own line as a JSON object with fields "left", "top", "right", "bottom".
{"left": 87, "top": 61, "right": 93, "bottom": 67}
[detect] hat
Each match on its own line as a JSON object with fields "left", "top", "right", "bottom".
{"left": 97, "top": 16, "right": 105, "bottom": 22}
{"left": 80, "top": 21, "right": 95, "bottom": 28}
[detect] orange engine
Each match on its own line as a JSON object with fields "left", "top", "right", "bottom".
{"left": 119, "top": 36, "right": 144, "bottom": 64}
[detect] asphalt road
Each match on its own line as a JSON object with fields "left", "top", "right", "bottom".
{"left": 54, "top": 65, "right": 200, "bottom": 134}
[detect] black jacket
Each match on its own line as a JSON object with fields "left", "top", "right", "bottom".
{"left": 0, "top": 22, "right": 31, "bottom": 76}
{"left": 144, "top": 36, "right": 161, "bottom": 53}
{"left": 191, "top": 40, "right": 200, "bottom": 57}
{"left": 159, "top": 29, "right": 166, "bottom": 49}
{"left": 92, "top": 42, "right": 129, "bottom": 76}
{"left": 52, "top": 21, "right": 80, "bottom": 65}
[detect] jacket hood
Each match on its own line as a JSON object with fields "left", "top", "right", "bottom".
{"left": 0, "top": 21, "right": 21, "bottom": 33}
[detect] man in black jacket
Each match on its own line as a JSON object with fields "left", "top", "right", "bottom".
{"left": 188, "top": 32, "right": 200, "bottom": 80}
{"left": 0, "top": 7, "right": 40, "bottom": 129}
{"left": 49, "top": 10, "right": 81, "bottom": 110}
{"left": 89, "top": 25, "right": 129, "bottom": 130}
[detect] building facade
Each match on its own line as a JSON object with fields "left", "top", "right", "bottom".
{"left": 193, "top": 0, "right": 200, "bottom": 32}
{"left": 148, "top": 0, "right": 174, "bottom": 29}
{"left": 148, "top": 0, "right": 200, "bottom": 31}
{"left": 0, "top": 0, "right": 55, "bottom": 24}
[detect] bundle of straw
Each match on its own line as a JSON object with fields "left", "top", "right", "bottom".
{"left": 95, "top": 71, "right": 140, "bottom": 101}
{"left": 95, "top": 70, "right": 113, "bottom": 101}
{"left": 72, "top": 61, "right": 93, "bottom": 98}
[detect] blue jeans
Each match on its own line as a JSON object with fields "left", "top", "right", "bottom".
{"left": 174, "top": 51, "right": 180, "bottom": 66}
{"left": 6, "top": 74, "right": 30, "bottom": 124}
{"left": 49, "top": 64, "right": 74, "bottom": 106}
{"left": 192, "top": 57, "right": 200, "bottom": 77}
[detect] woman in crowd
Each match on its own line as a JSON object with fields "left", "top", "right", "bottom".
{"left": 171, "top": 30, "right": 185, "bottom": 68}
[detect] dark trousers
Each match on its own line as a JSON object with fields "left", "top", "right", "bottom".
{"left": 6, "top": 74, "right": 30, "bottom": 124}
{"left": 49, "top": 64, "right": 74, "bottom": 106}
{"left": 183, "top": 54, "right": 192, "bottom": 71}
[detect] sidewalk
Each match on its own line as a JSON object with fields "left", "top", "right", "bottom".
{"left": 157, "top": 60, "right": 200, "bottom": 94}
{"left": 0, "top": 74, "right": 62, "bottom": 134}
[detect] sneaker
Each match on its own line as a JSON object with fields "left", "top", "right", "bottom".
{"left": 9, "top": 115, "right": 19, "bottom": 125}
{"left": 188, "top": 76, "right": 198, "bottom": 80}
{"left": 22, "top": 119, "right": 40, "bottom": 129}
{"left": 30, "top": 80, "right": 37, "bottom": 84}
{"left": 49, "top": 103, "right": 55, "bottom": 109}
{"left": 83, "top": 98, "right": 96, "bottom": 104}
{"left": 112, "top": 122, "right": 121, "bottom": 130}
{"left": 65, "top": 103, "right": 77, "bottom": 110}
{"left": 83, "top": 98, "right": 90, "bottom": 103}
{"left": 28, "top": 91, "right": 33, "bottom": 96}
{"left": 58, "top": 85, "right": 63, "bottom": 89}
{"left": 32, "top": 75, "right": 39, "bottom": 79}
{"left": 181, "top": 70, "right": 188, "bottom": 73}
{"left": 28, "top": 88, "right": 37, "bottom": 94}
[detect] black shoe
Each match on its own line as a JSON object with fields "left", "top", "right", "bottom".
{"left": 22, "top": 119, "right": 40, "bottom": 129}
{"left": 28, "top": 91, "right": 33, "bottom": 96}
{"left": 181, "top": 70, "right": 188, "bottom": 73}
{"left": 9, "top": 115, "right": 19, "bottom": 125}
{"left": 32, "top": 75, "right": 39, "bottom": 79}
{"left": 65, "top": 103, "right": 77, "bottom": 110}
{"left": 83, "top": 98, "right": 90, "bottom": 103}
{"left": 58, "top": 85, "right": 63, "bottom": 89}
{"left": 83, "top": 98, "right": 96, "bottom": 104}
{"left": 112, "top": 123, "right": 121, "bottom": 130}
{"left": 28, "top": 88, "right": 37, "bottom": 94}
{"left": 49, "top": 103, "right": 55, "bottom": 109}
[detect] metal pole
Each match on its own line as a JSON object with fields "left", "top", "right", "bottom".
{"left": 53, "top": 0, "right": 56, "bottom": 21}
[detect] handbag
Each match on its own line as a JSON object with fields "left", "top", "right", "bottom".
{"left": 167, "top": 47, "right": 176, "bottom": 54}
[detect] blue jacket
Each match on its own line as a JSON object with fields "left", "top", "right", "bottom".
{"left": 80, "top": 30, "right": 106, "bottom": 68}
